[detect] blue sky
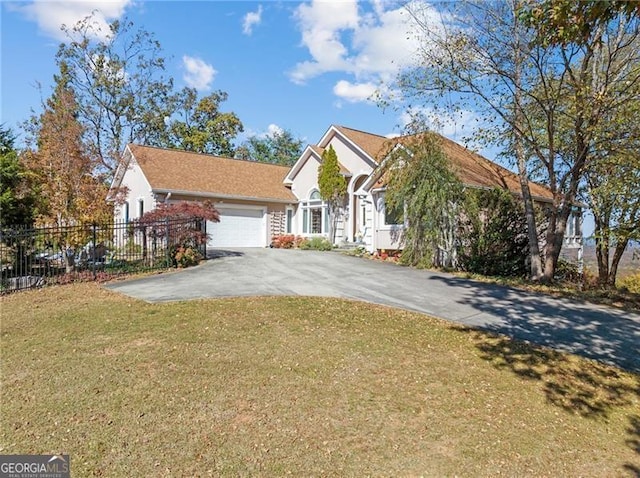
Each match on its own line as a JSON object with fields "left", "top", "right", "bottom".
{"left": 0, "top": 0, "right": 596, "bottom": 234}
{"left": 2, "top": 0, "right": 433, "bottom": 146}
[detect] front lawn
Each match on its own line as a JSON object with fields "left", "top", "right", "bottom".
{"left": 1, "top": 283, "right": 638, "bottom": 476}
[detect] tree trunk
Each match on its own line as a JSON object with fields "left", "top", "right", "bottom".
{"left": 542, "top": 198, "right": 573, "bottom": 282}
{"left": 608, "top": 238, "right": 628, "bottom": 287}
{"left": 542, "top": 231, "right": 564, "bottom": 281}
{"left": 512, "top": 5, "right": 543, "bottom": 281}
{"left": 518, "top": 168, "right": 544, "bottom": 281}
{"left": 328, "top": 204, "right": 336, "bottom": 245}
{"left": 593, "top": 215, "right": 610, "bottom": 285}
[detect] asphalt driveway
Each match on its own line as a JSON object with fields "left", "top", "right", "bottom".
{"left": 106, "top": 248, "right": 640, "bottom": 373}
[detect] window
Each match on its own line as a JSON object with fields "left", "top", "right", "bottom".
{"left": 123, "top": 202, "right": 129, "bottom": 223}
{"left": 138, "top": 199, "right": 144, "bottom": 218}
{"left": 377, "top": 195, "right": 404, "bottom": 227}
{"left": 384, "top": 204, "right": 404, "bottom": 226}
{"left": 301, "top": 189, "right": 328, "bottom": 235}
{"left": 361, "top": 203, "right": 367, "bottom": 228}
{"left": 286, "top": 208, "right": 293, "bottom": 234}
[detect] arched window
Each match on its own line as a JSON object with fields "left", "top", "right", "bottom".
{"left": 301, "top": 189, "right": 328, "bottom": 234}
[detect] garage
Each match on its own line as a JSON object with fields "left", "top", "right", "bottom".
{"left": 207, "top": 207, "right": 266, "bottom": 248}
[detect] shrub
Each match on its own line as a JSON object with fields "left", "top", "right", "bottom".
{"left": 174, "top": 246, "right": 202, "bottom": 268}
{"left": 458, "top": 188, "right": 529, "bottom": 278}
{"left": 271, "top": 234, "right": 304, "bottom": 249}
{"left": 554, "top": 259, "right": 582, "bottom": 283}
{"left": 618, "top": 272, "right": 640, "bottom": 294}
{"left": 138, "top": 201, "right": 219, "bottom": 268}
{"left": 299, "top": 237, "right": 333, "bottom": 251}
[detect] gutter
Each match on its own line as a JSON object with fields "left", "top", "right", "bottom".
{"left": 366, "top": 183, "right": 566, "bottom": 207}
{"left": 151, "top": 188, "right": 296, "bottom": 205}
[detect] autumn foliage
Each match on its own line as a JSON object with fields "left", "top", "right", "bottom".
{"left": 138, "top": 201, "right": 220, "bottom": 267}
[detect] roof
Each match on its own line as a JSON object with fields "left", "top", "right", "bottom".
{"left": 126, "top": 144, "right": 296, "bottom": 202}
{"left": 333, "top": 125, "right": 390, "bottom": 160}
{"left": 437, "top": 135, "right": 552, "bottom": 200}
{"left": 341, "top": 129, "right": 553, "bottom": 201}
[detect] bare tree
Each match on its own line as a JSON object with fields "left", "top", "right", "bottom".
{"left": 398, "top": 0, "right": 640, "bottom": 282}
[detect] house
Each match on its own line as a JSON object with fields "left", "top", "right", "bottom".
{"left": 108, "top": 125, "right": 583, "bottom": 254}
{"left": 108, "top": 144, "right": 296, "bottom": 248}
{"left": 284, "top": 125, "right": 582, "bottom": 254}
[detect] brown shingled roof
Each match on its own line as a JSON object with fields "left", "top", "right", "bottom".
{"left": 333, "top": 125, "right": 389, "bottom": 160}
{"left": 437, "top": 135, "right": 552, "bottom": 200}
{"left": 128, "top": 144, "right": 296, "bottom": 202}
{"left": 339, "top": 128, "right": 553, "bottom": 201}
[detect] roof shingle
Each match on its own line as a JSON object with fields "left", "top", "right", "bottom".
{"left": 335, "top": 126, "right": 553, "bottom": 201}
{"left": 334, "top": 125, "right": 389, "bottom": 160}
{"left": 128, "top": 144, "right": 296, "bottom": 202}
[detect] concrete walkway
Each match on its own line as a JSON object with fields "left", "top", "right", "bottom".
{"left": 105, "top": 248, "right": 640, "bottom": 373}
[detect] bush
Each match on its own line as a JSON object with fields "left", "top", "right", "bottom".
{"left": 173, "top": 246, "right": 202, "bottom": 268}
{"left": 458, "top": 188, "right": 529, "bottom": 278}
{"left": 554, "top": 259, "right": 582, "bottom": 283}
{"left": 618, "top": 273, "right": 640, "bottom": 294}
{"left": 299, "top": 237, "right": 333, "bottom": 251}
{"left": 271, "top": 234, "right": 304, "bottom": 249}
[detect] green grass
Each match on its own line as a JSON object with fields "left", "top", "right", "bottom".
{"left": 2, "top": 283, "right": 639, "bottom": 476}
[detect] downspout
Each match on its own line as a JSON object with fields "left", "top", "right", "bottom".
{"left": 164, "top": 192, "right": 172, "bottom": 203}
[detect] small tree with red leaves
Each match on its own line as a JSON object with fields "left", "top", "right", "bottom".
{"left": 137, "top": 201, "right": 220, "bottom": 267}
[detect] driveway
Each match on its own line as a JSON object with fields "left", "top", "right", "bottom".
{"left": 106, "top": 248, "right": 640, "bottom": 373}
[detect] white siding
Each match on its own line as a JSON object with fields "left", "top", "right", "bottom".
{"left": 114, "top": 158, "right": 154, "bottom": 222}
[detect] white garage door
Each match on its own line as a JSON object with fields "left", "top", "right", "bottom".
{"left": 207, "top": 207, "right": 266, "bottom": 248}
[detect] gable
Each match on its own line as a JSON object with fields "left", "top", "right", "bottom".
{"left": 285, "top": 125, "right": 379, "bottom": 186}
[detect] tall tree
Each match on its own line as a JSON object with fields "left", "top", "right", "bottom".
{"left": 0, "top": 126, "right": 39, "bottom": 227}
{"left": 521, "top": 9, "right": 640, "bottom": 286}
{"left": 318, "top": 145, "right": 347, "bottom": 244}
{"left": 56, "top": 13, "right": 174, "bottom": 175}
{"left": 400, "top": 0, "right": 640, "bottom": 282}
{"left": 24, "top": 63, "right": 112, "bottom": 269}
{"left": 236, "top": 128, "right": 304, "bottom": 166}
{"left": 521, "top": 0, "right": 640, "bottom": 45}
{"left": 585, "top": 69, "right": 640, "bottom": 286}
{"left": 383, "top": 132, "right": 463, "bottom": 268}
{"left": 162, "top": 88, "right": 243, "bottom": 156}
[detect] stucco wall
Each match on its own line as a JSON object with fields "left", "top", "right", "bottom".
{"left": 326, "top": 135, "right": 375, "bottom": 178}
{"left": 114, "top": 158, "right": 154, "bottom": 222}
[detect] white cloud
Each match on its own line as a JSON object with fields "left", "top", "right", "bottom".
{"left": 12, "top": 1, "right": 133, "bottom": 41}
{"left": 266, "top": 123, "right": 283, "bottom": 136}
{"left": 289, "top": 0, "right": 434, "bottom": 86}
{"left": 242, "top": 5, "right": 263, "bottom": 35}
{"left": 351, "top": 4, "right": 421, "bottom": 81}
{"left": 333, "top": 80, "right": 377, "bottom": 103}
{"left": 400, "top": 106, "right": 482, "bottom": 142}
{"left": 182, "top": 55, "right": 216, "bottom": 91}
{"left": 289, "top": 0, "right": 359, "bottom": 84}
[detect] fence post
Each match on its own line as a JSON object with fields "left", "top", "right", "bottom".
{"left": 165, "top": 219, "right": 170, "bottom": 266}
{"left": 203, "top": 219, "right": 207, "bottom": 259}
{"left": 92, "top": 223, "right": 97, "bottom": 280}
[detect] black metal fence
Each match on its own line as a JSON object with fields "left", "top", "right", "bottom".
{"left": 1, "top": 218, "right": 204, "bottom": 294}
